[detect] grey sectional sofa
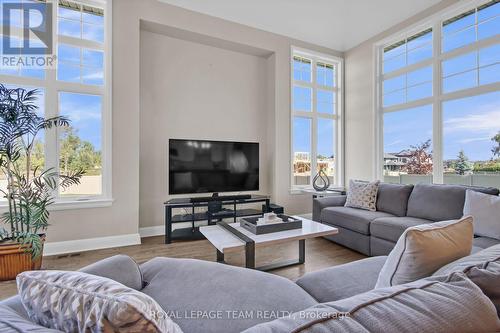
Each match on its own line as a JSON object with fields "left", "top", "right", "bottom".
{"left": 313, "top": 183, "right": 500, "bottom": 256}
{"left": 1, "top": 245, "right": 500, "bottom": 332}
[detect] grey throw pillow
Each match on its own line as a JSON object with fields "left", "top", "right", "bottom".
{"left": 17, "top": 270, "right": 183, "bottom": 333}
{"left": 433, "top": 244, "right": 500, "bottom": 316}
{"left": 463, "top": 190, "right": 500, "bottom": 240}
{"left": 345, "top": 180, "right": 380, "bottom": 211}
{"left": 375, "top": 216, "right": 474, "bottom": 288}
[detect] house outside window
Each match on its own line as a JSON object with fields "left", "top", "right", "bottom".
{"left": 376, "top": 0, "right": 500, "bottom": 188}
{"left": 291, "top": 48, "right": 343, "bottom": 190}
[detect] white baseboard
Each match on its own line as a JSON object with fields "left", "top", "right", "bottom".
{"left": 44, "top": 233, "right": 141, "bottom": 257}
{"left": 139, "top": 226, "right": 164, "bottom": 238}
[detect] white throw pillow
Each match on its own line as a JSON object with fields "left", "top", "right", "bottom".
{"left": 17, "top": 270, "right": 183, "bottom": 333}
{"left": 375, "top": 216, "right": 474, "bottom": 288}
{"left": 344, "top": 180, "right": 380, "bottom": 211}
{"left": 464, "top": 189, "right": 500, "bottom": 240}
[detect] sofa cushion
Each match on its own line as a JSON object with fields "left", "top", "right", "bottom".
{"left": 296, "top": 256, "right": 387, "bottom": 303}
{"left": 17, "top": 270, "right": 181, "bottom": 333}
{"left": 474, "top": 236, "right": 500, "bottom": 249}
{"left": 406, "top": 184, "right": 499, "bottom": 221}
{"left": 376, "top": 183, "right": 414, "bottom": 217}
{"left": 464, "top": 190, "right": 500, "bottom": 240}
{"left": 243, "top": 272, "right": 500, "bottom": 333}
{"left": 370, "top": 236, "right": 397, "bottom": 256}
{"left": 433, "top": 245, "right": 500, "bottom": 315}
{"left": 0, "top": 305, "right": 63, "bottom": 333}
{"left": 79, "top": 254, "right": 144, "bottom": 290}
{"left": 370, "top": 216, "right": 432, "bottom": 242}
{"left": 345, "top": 180, "right": 380, "bottom": 211}
{"left": 140, "top": 257, "right": 317, "bottom": 333}
{"left": 321, "top": 206, "right": 394, "bottom": 235}
{"left": 375, "top": 216, "right": 473, "bottom": 288}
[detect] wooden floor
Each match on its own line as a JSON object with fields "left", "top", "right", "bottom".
{"left": 0, "top": 236, "right": 365, "bottom": 300}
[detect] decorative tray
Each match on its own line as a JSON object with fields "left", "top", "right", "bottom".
{"left": 240, "top": 214, "right": 302, "bottom": 235}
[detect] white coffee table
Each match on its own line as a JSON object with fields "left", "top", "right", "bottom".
{"left": 199, "top": 216, "right": 338, "bottom": 271}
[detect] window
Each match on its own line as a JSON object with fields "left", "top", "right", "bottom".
{"left": 442, "top": 1, "right": 500, "bottom": 52}
{"left": 291, "top": 49, "right": 343, "bottom": 189}
{"left": 377, "top": 0, "right": 500, "bottom": 187}
{"left": 383, "top": 105, "right": 434, "bottom": 184}
{"left": 0, "top": 0, "right": 111, "bottom": 204}
{"left": 443, "top": 91, "right": 500, "bottom": 188}
{"left": 383, "top": 28, "right": 433, "bottom": 74}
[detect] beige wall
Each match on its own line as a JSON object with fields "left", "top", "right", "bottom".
{"left": 43, "top": 0, "right": 342, "bottom": 246}
{"left": 344, "top": 0, "right": 459, "bottom": 183}
{"left": 139, "top": 31, "right": 270, "bottom": 228}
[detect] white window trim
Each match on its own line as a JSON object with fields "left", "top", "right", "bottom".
{"left": 374, "top": 0, "right": 500, "bottom": 183}
{"left": 290, "top": 46, "right": 344, "bottom": 192}
{"left": 0, "top": 0, "right": 113, "bottom": 210}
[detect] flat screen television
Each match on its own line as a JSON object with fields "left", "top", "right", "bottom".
{"left": 169, "top": 139, "right": 259, "bottom": 195}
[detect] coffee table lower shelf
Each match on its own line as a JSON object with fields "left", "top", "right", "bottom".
{"left": 215, "top": 222, "right": 305, "bottom": 271}
{"left": 216, "top": 239, "right": 305, "bottom": 271}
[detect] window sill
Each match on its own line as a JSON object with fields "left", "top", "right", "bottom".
{"left": 289, "top": 186, "right": 346, "bottom": 195}
{"left": 0, "top": 198, "right": 114, "bottom": 212}
{"left": 289, "top": 187, "right": 312, "bottom": 195}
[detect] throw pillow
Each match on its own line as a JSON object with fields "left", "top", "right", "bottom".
{"left": 17, "top": 270, "right": 183, "bottom": 333}
{"left": 345, "top": 180, "right": 380, "bottom": 211}
{"left": 375, "top": 216, "right": 473, "bottom": 288}
{"left": 432, "top": 244, "right": 500, "bottom": 316}
{"left": 463, "top": 189, "right": 500, "bottom": 240}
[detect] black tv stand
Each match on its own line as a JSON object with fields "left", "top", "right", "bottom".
{"left": 164, "top": 195, "right": 270, "bottom": 244}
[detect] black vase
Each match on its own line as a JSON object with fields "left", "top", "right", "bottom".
{"left": 312, "top": 169, "right": 330, "bottom": 191}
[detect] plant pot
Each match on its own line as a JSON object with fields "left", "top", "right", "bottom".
{"left": 0, "top": 235, "right": 45, "bottom": 281}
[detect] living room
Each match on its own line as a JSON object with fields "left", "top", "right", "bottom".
{"left": 0, "top": 0, "right": 499, "bottom": 332}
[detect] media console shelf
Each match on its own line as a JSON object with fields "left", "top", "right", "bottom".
{"left": 164, "top": 195, "right": 270, "bottom": 244}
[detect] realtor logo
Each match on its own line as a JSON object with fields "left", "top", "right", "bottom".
{"left": 2, "top": 1, "right": 55, "bottom": 68}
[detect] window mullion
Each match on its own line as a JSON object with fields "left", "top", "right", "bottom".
{"left": 311, "top": 61, "right": 318, "bottom": 187}
{"left": 45, "top": 0, "right": 60, "bottom": 198}
{"left": 433, "top": 21, "right": 444, "bottom": 184}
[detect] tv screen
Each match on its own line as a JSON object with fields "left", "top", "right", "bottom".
{"left": 169, "top": 139, "right": 259, "bottom": 195}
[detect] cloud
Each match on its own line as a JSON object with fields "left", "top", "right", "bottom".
{"left": 444, "top": 109, "right": 500, "bottom": 137}
{"left": 457, "top": 136, "right": 491, "bottom": 144}
{"left": 60, "top": 95, "right": 101, "bottom": 123}
{"left": 385, "top": 140, "right": 403, "bottom": 147}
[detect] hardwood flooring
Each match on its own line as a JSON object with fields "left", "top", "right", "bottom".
{"left": 0, "top": 236, "right": 366, "bottom": 300}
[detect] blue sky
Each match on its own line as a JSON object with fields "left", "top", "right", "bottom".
{"left": 293, "top": 117, "right": 335, "bottom": 157}
{"left": 59, "top": 92, "right": 102, "bottom": 150}
{"left": 293, "top": 58, "right": 336, "bottom": 158}
{"left": 384, "top": 91, "right": 500, "bottom": 162}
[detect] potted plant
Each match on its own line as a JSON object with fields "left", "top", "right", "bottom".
{"left": 0, "top": 85, "right": 84, "bottom": 281}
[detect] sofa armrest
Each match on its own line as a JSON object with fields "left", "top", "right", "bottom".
{"left": 79, "top": 255, "right": 144, "bottom": 290}
{"left": 312, "top": 195, "right": 347, "bottom": 222}
{"left": 296, "top": 256, "right": 387, "bottom": 303}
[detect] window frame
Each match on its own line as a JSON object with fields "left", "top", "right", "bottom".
{"left": 0, "top": 0, "right": 113, "bottom": 209}
{"left": 374, "top": 0, "right": 500, "bottom": 184}
{"left": 290, "top": 46, "right": 344, "bottom": 191}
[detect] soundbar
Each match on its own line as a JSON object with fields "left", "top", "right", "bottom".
{"left": 190, "top": 194, "right": 252, "bottom": 203}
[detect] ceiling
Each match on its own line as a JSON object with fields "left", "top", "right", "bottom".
{"left": 157, "top": 0, "right": 443, "bottom": 51}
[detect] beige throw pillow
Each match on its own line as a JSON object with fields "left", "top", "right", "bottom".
{"left": 17, "top": 270, "right": 183, "bottom": 333}
{"left": 375, "top": 216, "right": 473, "bottom": 288}
{"left": 345, "top": 180, "right": 380, "bottom": 211}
